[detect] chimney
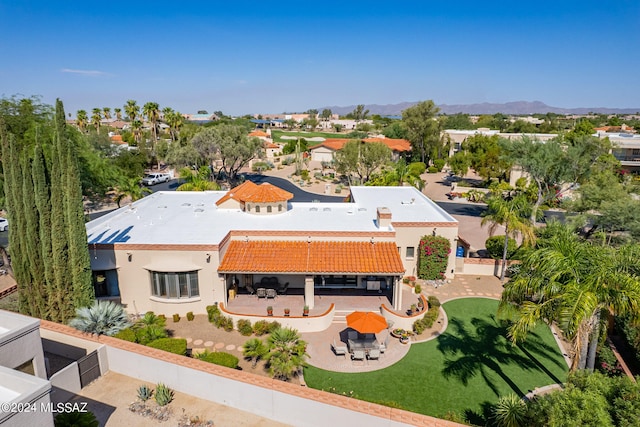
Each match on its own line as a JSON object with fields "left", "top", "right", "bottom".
{"left": 377, "top": 207, "right": 392, "bottom": 229}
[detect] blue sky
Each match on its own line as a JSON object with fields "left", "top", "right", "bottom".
{"left": 1, "top": 1, "right": 638, "bottom": 116}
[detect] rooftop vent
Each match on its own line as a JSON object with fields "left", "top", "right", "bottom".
{"left": 401, "top": 198, "right": 416, "bottom": 205}
{"left": 358, "top": 207, "right": 367, "bottom": 211}
{"left": 157, "top": 205, "right": 167, "bottom": 209}
{"left": 181, "top": 203, "right": 191, "bottom": 207}
{"left": 309, "top": 207, "right": 318, "bottom": 212}
{"left": 323, "top": 207, "right": 331, "bottom": 212}
{"left": 194, "top": 208, "right": 204, "bottom": 213}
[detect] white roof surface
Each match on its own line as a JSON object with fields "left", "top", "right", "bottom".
{"left": 86, "top": 186, "right": 456, "bottom": 245}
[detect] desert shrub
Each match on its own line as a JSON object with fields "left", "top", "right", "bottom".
{"left": 414, "top": 283, "right": 422, "bottom": 294}
{"left": 196, "top": 350, "right": 239, "bottom": 369}
{"left": 154, "top": 383, "right": 174, "bottom": 406}
{"left": 408, "top": 162, "right": 427, "bottom": 176}
{"left": 428, "top": 295, "right": 441, "bottom": 308}
{"left": 237, "top": 319, "right": 253, "bottom": 336}
{"left": 224, "top": 316, "right": 235, "bottom": 332}
{"left": 206, "top": 304, "right": 220, "bottom": 322}
{"left": 135, "top": 324, "right": 168, "bottom": 345}
{"left": 432, "top": 159, "right": 445, "bottom": 171}
{"left": 253, "top": 320, "right": 270, "bottom": 336}
{"left": 427, "top": 166, "right": 439, "bottom": 173}
{"left": 172, "top": 314, "right": 180, "bottom": 323}
{"left": 267, "top": 321, "right": 281, "bottom": 333}
{"left": 485, "top": 235, "right": 518, "bottom": 260}
{"left": 147, "top": 338, "right": 187, "bottom": 356}
{"left": 186, "top": 311, "right": 194, "bottom": 321}
{"left": 113, "top": 328, "right": 137, "bottom": 343}
{"left": 252, "top": 161, "right": 271, "bottom": 172}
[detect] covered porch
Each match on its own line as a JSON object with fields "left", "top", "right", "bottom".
{"left": 218, "top": 240, "right": 407, "bottom": 311}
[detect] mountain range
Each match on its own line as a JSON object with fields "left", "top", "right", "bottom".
{"left": 316, "top": 101, "right": 640, "bottom": 116}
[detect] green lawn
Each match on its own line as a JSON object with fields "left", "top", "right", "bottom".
{"left": 304, "top": 298, "right": 568, "bottom": 420}
{"left": 270, "top": 130, "right": 347, "bottom": 143}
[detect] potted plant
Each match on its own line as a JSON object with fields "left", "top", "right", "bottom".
{"left": 417, "top": 298, "right": 425, "bottom": 311}
{"left": 410, "top": 304, "right": 417, "bottom": 314}
{"left": 400, "top": 333, "right": 410, "bottom": 344}
{"left": 284, "top": 308, "right": 290, "bottom": 317}
{"left": 414, "top": 283, "right": 422, "bottom": 294}
{"left": 267, "top": 306, "right": 273, "bottom": 316}
{"left": 303, "top": 305, "right": 309, "bottom": 316}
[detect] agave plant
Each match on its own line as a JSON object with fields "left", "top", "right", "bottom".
{"left": 137, "top": 384, "right": 154, "bottom": 402}
{"left": 154, "top": 383, "right": 174, "bottom": 407}
{"left": 69, "top": 301, "right": 131, "bottom": 336}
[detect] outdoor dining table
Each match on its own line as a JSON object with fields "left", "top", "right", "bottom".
{"left": 348, "top": 338, "right": 379, "bottom": 353}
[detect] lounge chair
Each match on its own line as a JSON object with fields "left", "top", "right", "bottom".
{"left": 278, "top": 282, "right": 289, "bottom": 295}
{"left": 256, "top": 288, "right": 267, "bottom": 298}
{"left": 332, "top": 339, "right": 348, "bottom": 358}
{"left": 266, "top": 288, "right": 277, "bottom": 299}
{"left": 351, "top": 349, "right": 366, "bottom": 364}
{"left": 367, "top": 349, "right": 381, "bottom": 361}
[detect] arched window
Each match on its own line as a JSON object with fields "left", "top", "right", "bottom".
{"left": 278, "top": 204, "right": 283, "bottom": 212}
{"left": 255, "top": 206, "right": 261, "bottom": 213}
{"left": 267, "top": 205, "right": 272, "bottom": 213}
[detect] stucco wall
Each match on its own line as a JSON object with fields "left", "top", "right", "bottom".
{"left": 0, "top": 320, "right": 47, "bottom": 379}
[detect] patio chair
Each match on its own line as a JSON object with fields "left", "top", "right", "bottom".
{"left": 379, "top": 336, "right": 389, "bottom": 353}
{"left": 351, "top": 349, "right": 366, "bottom": 364}
{"left": 256, "top": 288, "right": 267, "bottom": 298}
{"left": 266, "top": 288, "right": 277, "bottom": 299}
{"left": 367, "top": 349, "right": 381, "bottom": 361}
{"left": 347, "top": 330, "right": 358, "bottom": 341}
{"left": 332, "top": 339, "right": 348, "bottom": 359}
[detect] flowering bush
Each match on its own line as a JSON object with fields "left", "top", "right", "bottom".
{"left": 418, "top": 235, "right": 451, "bottom": 280}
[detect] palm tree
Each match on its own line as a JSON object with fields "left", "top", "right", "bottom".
{"left": 124, "top": 100, "right": 139, "bottom": 122}
{"left": 177, "top": 166, "right": 220, "bottom": 191}
{"left": 481, "top": 193, "right": 535, "bottom": 281}
{"left": 114, "top": 177, "right": 152, "bottom": 207}
{"left": 502, "top": 224, "right": 640, "bottom": 371}
{"left": 266, "top": 327, "right": 307, "bottom": 381}
{"left": 91, "top": 108, "right": 102, "bottom": 132}
{"left": 243, "top": 338, "right": 268, "bottom": 368}
{"left": 114, "top": 107, "right": 122, "bottom": 120}
{"left": 76, "top": 110, "right": 88, "bottom": 133}
{"left": 69, "top": 300, "right": 131, "bottom": 336}
{"left": 102, "top": 107, "right": 111, "bottom": 120}
{"left": 130, "top": 119, "right": 143, "bottom": 144}
{"left": 164, "top": 110, "right": 184, "bottom": 142}
{"left": 143, "top": 101, "right": 160, "bottom": 142}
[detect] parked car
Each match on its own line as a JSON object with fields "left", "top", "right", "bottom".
{"left": 142, "top": 173, "right": 171, "bottom": 186}
{"left": 0, "top": 218, "right": 8, "bottom": 232}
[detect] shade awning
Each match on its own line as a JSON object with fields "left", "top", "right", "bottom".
{"left": 218, "top": 240, "right": 405, "bottom": 274}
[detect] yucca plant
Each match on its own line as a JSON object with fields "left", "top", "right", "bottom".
{"left": 137, "top": 384, "right": 154, "bottom": 402}
{"left": 492, "top": 394, "right": 527, "bottom": 427}
{"left": 68, "top": 301, "right": 131, "bottom": 336}
{"left": 154, "top": 383, "right": 174, "bottom": 407}
{"left": 54, "top": 410, "right": 99, "bottom": 427}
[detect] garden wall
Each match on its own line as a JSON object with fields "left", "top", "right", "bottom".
{"left": 40, "top": 321, "right": 465, "bottom": 427}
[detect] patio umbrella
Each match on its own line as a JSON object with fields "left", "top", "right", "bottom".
{"left": 346, "top": 311, "right": 388, "bottom": 334}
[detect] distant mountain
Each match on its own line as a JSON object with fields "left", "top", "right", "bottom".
{"left": 316, "top": 101, "right": 640, "bottom": 116}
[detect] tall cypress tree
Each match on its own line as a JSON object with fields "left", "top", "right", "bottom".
{"left": 33, "top": 144, "right": 55, "bottom": 318}
{"left": 60, "top": 102, "right": 93, "bottom": 310}
{"left": 1, "top": 98, "right": 94, "bottom": 322}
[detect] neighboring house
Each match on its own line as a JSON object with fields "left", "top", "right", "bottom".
{"left": 309, "top": 137, "right": 411, "bottom": 162}
{"left": 444, "top": 128, "right": 558, "bottom": 158}
{"left": 85, "top": 182, "right": 458, "bottom": 320}
{"left": 182, "top": 113, "right": 219, "bottom": 123}
{"left": 600, "top": 131, "right": 640, "bottom": 172}
{"left": 0, "top": 311, "right": 53, "bottom": 427}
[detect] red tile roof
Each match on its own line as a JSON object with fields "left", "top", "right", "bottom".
{"left": 216, "top": 181, "right": 293, "bottom": 205}
{"left": 311, "top": 138, "right": 411, "bottom": 153}
{"left": 218, "top": 240, "right": 405, "bottom": 274}
{"left": 110, "top": 135, "right": 125, "bottom": 144}
{"left": 249, "top": 130, "right": 269, "bottom": 137}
